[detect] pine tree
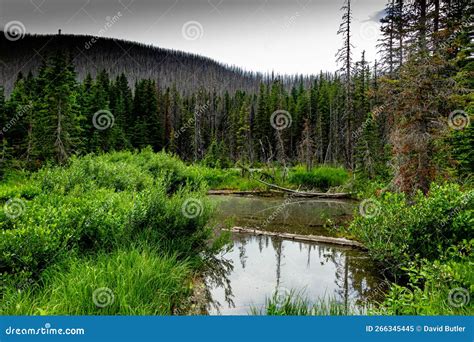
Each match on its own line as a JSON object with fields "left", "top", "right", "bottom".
{"left": 354, "top": 113, "right": 382, "bottom": 179}
{"left": 379, "top": 0, "right": 397, "bottom": 75}
{"left": 34, "top": 51, "right": 81, "bottom": 163}
{"left": 336, "top": 0, "right": 354, "bottom": 168}
{"left": 297, "top": 119, "right": 315, "bottom": 171}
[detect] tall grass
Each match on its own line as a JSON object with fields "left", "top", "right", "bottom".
{"left": 1, "top": 247, "right": 193, "bottom": 315}
{"left": 250, "top": 291, "right": 356, "bottom": 316}
{"left": 0, "top": 149, "right": 218, "bottom": 315}
{"left": 288, "top": 166, "right": 349, "bottom": 191}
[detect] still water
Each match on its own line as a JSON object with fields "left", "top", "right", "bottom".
{"left": 206, "top": 195, "right": 386, "bottom": 315}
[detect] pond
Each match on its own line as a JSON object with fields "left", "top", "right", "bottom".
{"left": 205, "top": 195, "right": 386, "bottom": 315}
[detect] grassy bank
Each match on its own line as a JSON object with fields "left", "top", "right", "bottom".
{"left": 191, "top": 164, "right": 350, "bottom": 192}
{"left": 344, "top": 183, "right": 473, "bottom": 315}
{"left": 251, "top": 292, "right": 354, "bottom": 316}
{"left": 253, "top": 182, "right": 473, "bottom": 316}
{"left": 0, "top": 149, "right": 219, "bottom": 315}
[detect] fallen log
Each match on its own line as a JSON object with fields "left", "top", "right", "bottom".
{"left": 227, "top": 226, "right": 366, "bottom": 249}
{"left": 255, "top": 179, "right": 352, "bottom": 199}
{"left": 207, "top": 189, "right": 271, "bottom": 196}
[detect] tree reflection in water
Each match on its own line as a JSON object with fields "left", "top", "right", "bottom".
{"left": 206, "top": 233, "right": 387, "bottom": 315}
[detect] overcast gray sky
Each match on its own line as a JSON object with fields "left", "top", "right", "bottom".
{"left": 0, "top": 0, "right": 385, "bottom": 74}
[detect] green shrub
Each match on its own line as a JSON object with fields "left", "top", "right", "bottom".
{"left": 0, "top": 190, "right": 134, "bottom": 276}
{"left": 0, "top": 150, "right": 218, "bottom": 315}
{"left": 1, "top": 150, "right": 213, "bottom": 277}
{"left": 288, "top": 166, "right": 349, "bottom": 190}
{"left": 36, "top": 155, "right": 154, "bottom": 194}
{"left": 374, "top": 241, "right": 474, "bottom": 315}
{"left": 130, "top": 183, "right": 212, "bottom": 256}
{"left": 346, "top": 183, "right": 474, "bottom": 273}
{"left": 0, "top": 248, "right": 193, "bottom": 315}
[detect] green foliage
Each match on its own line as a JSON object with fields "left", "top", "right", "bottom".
{"left": 0, "top": 189, "right": 133, "bottom": 277}
{"left": 185, "top": 166, "right": 265, "bottom": 191}
{"left": 130, "top": 185, "right": 212, "bottom": 257}
{"left": 288, "top": 165, "right": 349, "bottom": 190}
{"left": 202, "top": 140, "right": 232, "bottom": 168}
{"left": 1, "top": 247, "right": 193, "bottom": 315}
{"left": 0, "top": 150, "right": 212, "bottom": 280}
{"left": 251, "top": 291, "right": 353, "bottom": 316}
{"left": 346, "top": 183, "right": 474, "bottom": 273}
{"left": 449, "top": 111, "right": 473, "bottom": 180}
{"left": 374, "top": 241, "right": 474, "bottom": 315}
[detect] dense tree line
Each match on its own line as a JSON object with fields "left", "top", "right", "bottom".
{"left": 0, "top": 54, "right": 355, "bottom": 171}
{"left": 341, "top": 0, "right": 473, "bottom": 193}
{"left": 0, "top": 0, "right": 472, "bottom": 196}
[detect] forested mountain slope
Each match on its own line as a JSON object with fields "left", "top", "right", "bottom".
{"left": 0, "top": 33, "right": 263, "bottom": 95}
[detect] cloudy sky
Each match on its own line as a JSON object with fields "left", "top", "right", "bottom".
{"left": 0, "top": 0, "right": 385, "bottom": 75}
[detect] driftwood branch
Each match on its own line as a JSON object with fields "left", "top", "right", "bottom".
{"left": 228, "top": 227, "right": 365, "bottom": 249}
{"left": 254, "top": 178, "right": 351, "bottom": 198}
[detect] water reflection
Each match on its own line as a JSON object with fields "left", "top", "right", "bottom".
{"left": 207, "top": 233, "right": 385, "bottom": 315}
{"left": 209, "top": 195, "right": 356, "bottom": 236}
{"left": 206, "top": 195, "right": 386, "bottom": 315}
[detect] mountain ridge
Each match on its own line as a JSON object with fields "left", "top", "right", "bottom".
{"left": 0, "top": 32, "right": 268, "bottom": 95}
